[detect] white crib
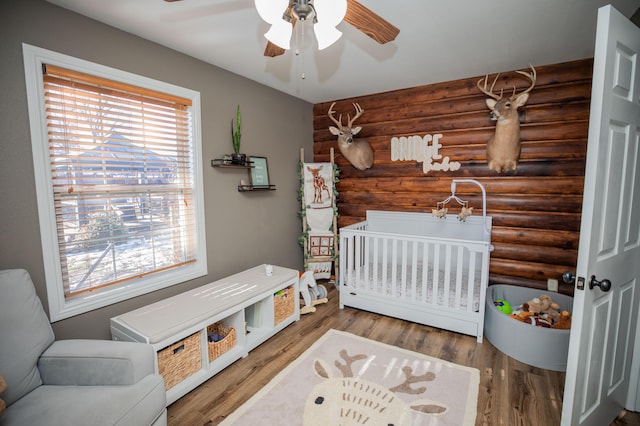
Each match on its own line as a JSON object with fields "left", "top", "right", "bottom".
{"left": 339, "top": 207, "right": 492, "bottom": 342}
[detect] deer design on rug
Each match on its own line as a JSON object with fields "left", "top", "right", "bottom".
{"left": 328, "top": 102, "right": 374, "bottom": 170}
{"left": 303, "top": 349, "right": 448, "bottom": 425}
{"left": 477, "top": 65, "right": 536, "bottom": 173}
{"left": 306, "top": 165, "right": 331, "bottom": 205}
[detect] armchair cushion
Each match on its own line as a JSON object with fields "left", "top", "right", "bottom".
{"left": 39, "top": 340, "right": 155, "bottom": 386}
{"left": 1, "top": 374, "right": 166, "bottom": 426}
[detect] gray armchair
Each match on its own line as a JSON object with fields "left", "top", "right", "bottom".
{"left": 0, "top": 269, "right": 167, "bottom": 426}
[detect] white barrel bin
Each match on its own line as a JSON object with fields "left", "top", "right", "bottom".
{"left": 484, "top": 284, "right": 573, "bottom": 372}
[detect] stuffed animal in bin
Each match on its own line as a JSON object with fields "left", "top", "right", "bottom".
{"left": 520, "top": 294, "right": 561, "bottom": 324}
{"left": 510, "top": 310, "right": 534, "bottom": 322}
{"left": 510, "top": 293, "right": 569, "bottom": 329}
{"left": 552, "top": 310, "right": 572, "bottom": 330}
{"left": 523, "top": 315, "right": 552, "bottom": 328}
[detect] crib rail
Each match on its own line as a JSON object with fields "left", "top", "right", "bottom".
{"left": 340, "top": 224, "right": 491, "bottom": 313}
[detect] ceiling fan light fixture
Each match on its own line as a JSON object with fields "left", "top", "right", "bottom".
{"left": 254, "top": 0, "right": 289, "bottom": 24}
{"left": 255, "top": 0, "right": 347, "bottom": 52}
{"left": 265, "top": 20, "right": 292, "bottom": 50}
{"left": 313, "top": 0, "right": 347, "bottom": 26}
{"left": 313, "top": 0, "right": 346, "bottom": 49}
{"left": 314, "top": 24, "right": 342, "bottom": 50}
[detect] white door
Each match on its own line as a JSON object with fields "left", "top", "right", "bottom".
{"left": 561, "top": 5, "right": 640, "bottom": 426}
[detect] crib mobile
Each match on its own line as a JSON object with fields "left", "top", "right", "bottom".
{"left": 432, "top": 179, "right": 491, "bottom": 241}
{"left": 433, "top": 191, "right": 473, "bottom": 222}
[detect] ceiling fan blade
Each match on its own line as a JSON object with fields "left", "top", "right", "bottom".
{"left": 164, "top": 0, "right": 183, "bottom": 2}
{"left": 344, "top": 0, "right": 399, "bottom": 44}
{"left": 264, "top": 42, "right": 286, "bottom": 57}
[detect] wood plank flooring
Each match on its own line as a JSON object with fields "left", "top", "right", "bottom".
{"left": 167, "top": 284, "right": 640, "bottom": 425}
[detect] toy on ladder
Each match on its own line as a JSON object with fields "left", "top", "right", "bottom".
{"left": 299, "top": 270, "right": 328, "bottom": 315}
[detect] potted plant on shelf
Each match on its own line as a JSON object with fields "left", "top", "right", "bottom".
{"left": 230, "top": 105, "right": 246, "bottom": 165}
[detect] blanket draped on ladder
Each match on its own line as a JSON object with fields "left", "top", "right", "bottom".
{"left": 300, "top": 148, "right": 338, "bottom": 280}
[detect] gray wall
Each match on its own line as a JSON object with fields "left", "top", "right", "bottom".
{"left": 0, "top": 0, "right": 314, "bottom": 340}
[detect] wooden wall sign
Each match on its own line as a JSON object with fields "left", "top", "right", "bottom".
{"left": 390, "top": 133, "right": 461, "bottom": 173}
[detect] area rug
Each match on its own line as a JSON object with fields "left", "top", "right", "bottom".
{"left": 220, "top": 329, "right": 479, "bottom": 425}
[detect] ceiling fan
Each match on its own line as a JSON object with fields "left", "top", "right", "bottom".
{"left": 164, "top": 0, "right": 399, "bottom": 58}
{"left": 257, "top": 0, "right": 399, "bottom": 57}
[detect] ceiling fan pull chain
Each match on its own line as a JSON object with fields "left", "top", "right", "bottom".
{"left": 298, "top": 20, "right": 306, "bottom": 80}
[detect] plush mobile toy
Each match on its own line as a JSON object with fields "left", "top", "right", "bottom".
{"left": 494, "top": 299, "right": 512, "bottom": 314}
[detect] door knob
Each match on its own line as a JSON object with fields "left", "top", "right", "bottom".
{"left": 562, "top": 271, "right": 576, "bottom": 285}
{"left": 589, "top": 275, "right": 612, "bottom": 292}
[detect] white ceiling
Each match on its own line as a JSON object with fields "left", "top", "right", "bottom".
{"left": 46, "top": 0, "right": 640, "bottom": 104}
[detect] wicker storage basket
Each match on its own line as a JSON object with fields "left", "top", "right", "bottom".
{"left": 157, "top": 331, "right": 201, "bottom": 390}
{"left": 207, "top": 323, "right": 236, "bottom": 362}
{"left": 274, "top": 285, "right": 295, "bottom": 325}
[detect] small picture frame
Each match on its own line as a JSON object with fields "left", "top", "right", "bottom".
{"left": 249, "top": 156, "right": 270, "bottom": 187}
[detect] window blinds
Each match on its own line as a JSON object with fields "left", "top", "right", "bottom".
{"left": 42, "top": 64, "right": 197, "bottom": 297}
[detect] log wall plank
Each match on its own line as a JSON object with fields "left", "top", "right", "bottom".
{"left": 312, "top": 59, "right": 594, "bottom": 296}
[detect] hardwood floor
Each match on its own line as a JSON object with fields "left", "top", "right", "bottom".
{"left": 167, "top": 284, "right": 640, "bottom": 425}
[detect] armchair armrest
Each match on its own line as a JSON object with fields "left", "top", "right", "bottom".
{"left": 38, "top": 339, "right": 157, "bottom": 386}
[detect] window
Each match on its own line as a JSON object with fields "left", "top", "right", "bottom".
{"left": 23, "top": 44, "right": 207, "bottom": 321}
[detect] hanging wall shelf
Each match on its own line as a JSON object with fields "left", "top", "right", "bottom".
{"left": 211, "top": 159, "right": 252, "bottom": 168}
{"left": 212, "top": 157, "right": 276, "bottom": 192}
{"left": 238, "top": 184, "right": 276, "bottom": 192}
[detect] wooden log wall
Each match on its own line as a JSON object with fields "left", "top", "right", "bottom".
{"left": 312, "top": 59, "right": 594, "bottom": 296}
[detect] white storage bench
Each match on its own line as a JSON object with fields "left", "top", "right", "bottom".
{"left": 110, "top": 264, "right": 300, "bottom": 404}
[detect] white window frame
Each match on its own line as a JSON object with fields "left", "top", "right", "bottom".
{"left": 22, "top": 43, "right": 207, "bottom": 322}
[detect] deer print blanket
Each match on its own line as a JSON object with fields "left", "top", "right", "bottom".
{"left": 220, "top": 329, "right": 479, "bottom": 425}
{"left": 303, "top": 163, "right": 333, "bottom": 210}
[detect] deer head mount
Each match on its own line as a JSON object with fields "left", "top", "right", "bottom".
{"left": 303, "top": 349, "right": 448, "bottom": 425}
{"left": 328, "top": 102, "right": 374, "bottom": 170}
{"left": 477, "top": 65, "right": 536, "bottom": 173}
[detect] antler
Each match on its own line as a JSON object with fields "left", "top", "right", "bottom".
{"left": 478, "top": 65, "right": 536, "bottom": 102}
{"left": 477, "top": 73, "right": 502, "bottom": 100}
{"left": 511, "top": 64, "right": 536, "bottom": 100}
{"left": 328, "top": 102, "right": 343, "bottom": 128}
{"left": 335, "top": 349, "right": 368, "bottom": 378}
{"left": 388, "top": 366, "right": 436, "bottom": 395}
{"left": 347, "top": 103, "right": 364, "bottom": 128}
